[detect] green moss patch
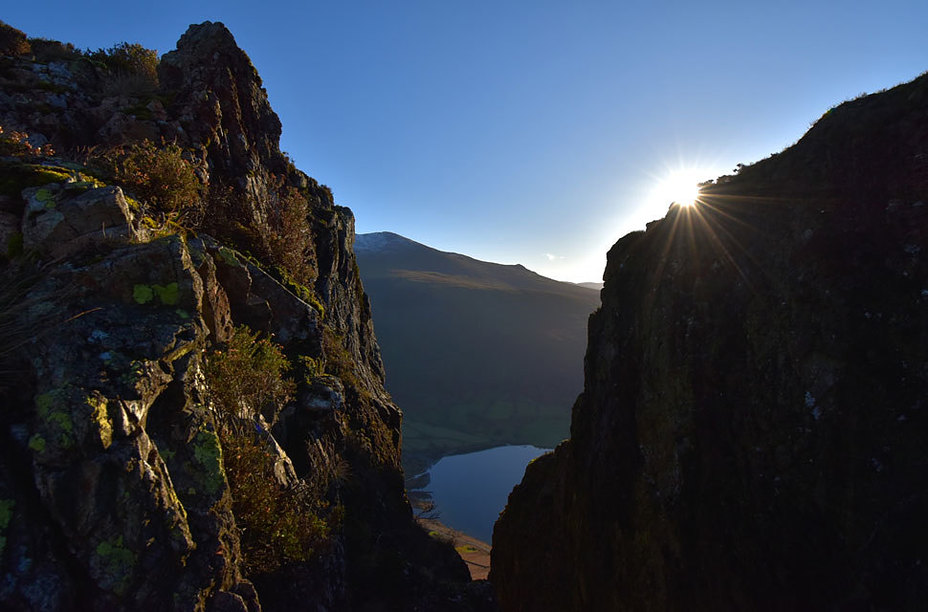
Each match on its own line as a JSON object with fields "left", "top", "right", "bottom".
{"left": 34, "top": 389, "right": 75, "bottom": 448}
{"left": 95, "top": 535, "right": 136, "bottom": 595}
{"left": 133, "top": 282, "right": 180, "bottom": 305}
{"left": 35, "top": 390, "right": 58, "bottom": 417}
{"left": 0, "top": 162, "right": 71, "bottom": 197}
{"left": 0, "top": 499, "right": 13, "bottom": 531}
{"left": 132, "top": 284, "right": 154, "bottom": 304}
{"left": 0, "top": 498, "right": 13, "bottom": 556}
{"left": 152, "top": 282, "right": 179, "bottom": 305}
{"left": 217, "top": 246, "right": 241, "bottom": 267}
{"left": 28, "top": 434, "right": 46, "bottom": 453}
{"left": 456, "top": 545, "right": 480, "bottom": 554}
{"left": 87, "top": 395, "right": 113, "bottom": 449}
{"left": 34, "top": 187, "right": 57, "bottom": 208}
{"left": 46, "top": 410, "right": 73, "bottom": 434}
{"left": 6, "top": 231, "right": 23, "bottom": 258}
{"left": 192, "top": 429, "right": 226, "bottom": 497}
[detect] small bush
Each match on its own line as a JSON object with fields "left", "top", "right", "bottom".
{"left": 265, "top": 186, "right": 316, "bottom": 286}
{"left": 222, "top": 430, "right": 329, "bottom": 574}
{"left": 204, "top": 326, "right": 330, "bottom": 574}
{"left": 202, "top": 183, "right": 250, "bottom": 238}
{"left": 29, "top": 38, "right": 79, "bottom": 63}
{"left": 322, "top": 326, "right": 364, "bottom": 394}
{"left": 204, "top": 181, "right": 319, "bottom": 291}
{"left": 204, "top": 325, "right": 295, "bottom": 424}
{"left": 93, "top": 140, "right": 202, "bottom": 225}
{"left": 0, "top": 21, "right": 30, "bottom": 56}
{"left": 90, "top": 42, "right": 159, "bottom": 95}
{"left": 297, "top": 355, "right": 321, "bottom": 381}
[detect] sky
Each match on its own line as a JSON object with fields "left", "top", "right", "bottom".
{"left": 5, "top": 1, "right": 928, "bottom": 282}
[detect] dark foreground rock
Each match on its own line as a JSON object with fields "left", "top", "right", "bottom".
{"left": 492, "top": 73, "right": 928, "bottom": 610}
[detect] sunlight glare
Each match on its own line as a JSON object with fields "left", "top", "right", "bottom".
{"left": 652, "top": 168, "right": 703, "bottom": 208}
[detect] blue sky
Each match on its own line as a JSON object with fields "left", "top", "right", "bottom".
{"left": 5, "top": 1, "right": 928, "bottom": 281}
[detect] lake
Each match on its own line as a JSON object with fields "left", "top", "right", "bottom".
{"left": 422, "top": 445, "right": 551, "bottom": 543}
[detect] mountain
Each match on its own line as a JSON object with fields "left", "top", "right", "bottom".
{"left": 0, "top": 21, "right": 492, "bottom": 611}
{"left": 492, "top": 73, "right": 928, "bottom": 609}
{"left": 355, "top": 232, "right": 600, "bottom": 470}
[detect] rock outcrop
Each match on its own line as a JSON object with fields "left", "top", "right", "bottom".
{"left": 0, "top": 21, "right": 491, "bottom": 611}
{"left": 492, "top": 74, "right": 928, "bottom": 610}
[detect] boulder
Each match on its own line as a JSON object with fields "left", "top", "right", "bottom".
{"left": 21, "top": 183, "right": 139, "bottom": 257}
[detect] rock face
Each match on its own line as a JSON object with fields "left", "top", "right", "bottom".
{"left": 158, "top": 21, "right": 286, "bottom": 183}
{"left": 0, "top": 21, "right": 489, "bottom": 611}
{"left": 492, "top": 74, "right": 928, "bottom": 609}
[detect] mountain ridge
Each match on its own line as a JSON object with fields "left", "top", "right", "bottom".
{"left": 357, "top": 231, "right": 597, "bottom": 295}
{"left": 355, "top": 231, "right": 600, "bottom": 471}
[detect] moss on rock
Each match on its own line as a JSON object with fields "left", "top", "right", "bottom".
{"left": 152, "top": 282, "right": 179, "bottom": 305}
{"left": 132, "top": 284, "right": 154, "bottom": 304}
{"left": 86, "top": 394, "right": 113, "bottom": 449}
{"left": 94, "top": 535, "right": 137, "bottom": 595}
{"left": 27, "top": 434, "right": 46, "bottom": 453}
{"left": 192, "top": 428, "right": 226, "bottom": 497}
{"left": 0, "top": 498, "right": 13, "bottom": 556}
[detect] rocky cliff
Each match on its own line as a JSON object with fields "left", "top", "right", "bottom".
{"left": 0, "top": 21, "right": 491, "bottom": 611}
{"left": 492, "top": 73, "right": 928, "bottom": 610}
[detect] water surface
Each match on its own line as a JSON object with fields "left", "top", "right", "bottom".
{"left": 424, "top": 445, "right": 551, "bottom": 543}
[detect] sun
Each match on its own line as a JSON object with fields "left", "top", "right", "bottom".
{"left": 651, "top": 168, "right": 703, "bottom": 208}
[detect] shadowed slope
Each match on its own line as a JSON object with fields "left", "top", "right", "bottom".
{"left": 356, "top": 232, "right": 600, "bottom": 469}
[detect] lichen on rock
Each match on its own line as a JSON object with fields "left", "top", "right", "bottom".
{"left": 93, "top": 535, "right": 137, "bottom": 595}
{"left": 0, "top": 498, "right": 14, "bottom": 556}
{"left": 191, "top": 427, "right": 226, "bottom": 498}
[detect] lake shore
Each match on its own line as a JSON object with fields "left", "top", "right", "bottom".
{"left": 417, "top": 516, "right": 492, "bottom": 581}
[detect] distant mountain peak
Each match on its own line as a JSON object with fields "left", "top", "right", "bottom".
{"left": 355, "top": 231, "right": 421, "bottom": 252}
{"left": 357, "top": 232, "right": 600, "bottom": 295}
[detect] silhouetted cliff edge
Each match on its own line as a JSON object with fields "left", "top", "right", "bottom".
{"left": 492, "top": 72, "right": 928, "bottom": 610}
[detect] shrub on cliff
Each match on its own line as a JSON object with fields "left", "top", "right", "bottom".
{"left": 89, "top": 42, "right": 159, "bottom": 94}
{"left": 204, "top": 326, "right": 331, "bottom": 574}
{"left": 204, "top": 325, "right": 294, "bottom": 423}
{"left": 28, "top": 38, "right": 79, "bottom": 63}
{"left": 93, "top": 140, "right": 203, "bottom": 226}
{"left": 0, "top": 21, "right": 30, "bottom": 56}
{"left": 322, "top": 326, "right": 363, "bottom": 393}
{"left": 204, "top": 181, "right": 317, "bottom": 287}
{"left": 221, "top": 431, "right": 330, "bottom": 574}
{"left": 265, "top": 185, "right": 316, "bottom": 286}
